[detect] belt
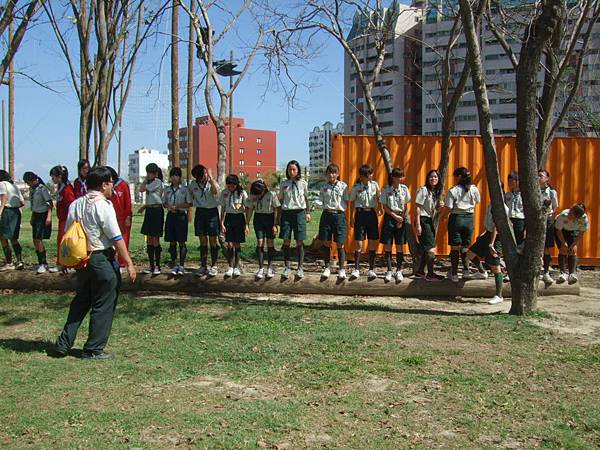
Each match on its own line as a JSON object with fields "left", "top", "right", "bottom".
{"left": 324, "top": 209, "right": 344, "bottom": 214}
{"left": 146, "top": 204, "right": 163, "bottom": 208}
{"left": 356, "top": 207, "right": 374, "bottom": 211}
{"left": 91, "top": 248, "right": 116, "bottom": 257}
{"left": 451, "top": 212, "right": 473, "bottom": 216}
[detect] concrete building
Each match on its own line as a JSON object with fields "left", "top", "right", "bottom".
{"left": 343, "top": 0, "right": 423, "bottom": 136}
{"left": 127, "top": 147, "right": 169, "bottom": 183}
{"left": 169, "top": 116, "right": 276, "bottom": 182}
{"left": 309, "top": 121, "right": 343, "bottom": 176}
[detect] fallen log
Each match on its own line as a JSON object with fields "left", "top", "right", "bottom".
{"left": 0, "top": 270, "right": 579, "bottom": 298}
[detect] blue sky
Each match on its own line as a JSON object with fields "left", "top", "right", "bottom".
{"left": 2, "top": 3, "right": 345, "bottom": 180}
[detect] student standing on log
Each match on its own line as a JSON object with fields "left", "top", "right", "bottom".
{"left": 23, "top": 171, "right": 56, "bottom": 274}
{"left": 107, "top": 167, "right": 132, "bottom": 272}
{"left": 246, "top": 179, "right": 281, "bottom": 280}
{"left": 73, "top": 159, "right": 90, "bottom": 199}
{"left": 278, "top": 160, "right": 311, "bottom": 279}
{"left": 51, "top": 166, "right": 137, "bottom": 360}
{"left": 138, "top": 163, "right": 164, "bottom": 275}
{"left": 0, "top": 169, "right": 25, "bottom": 271}
{"left": 505, "top": 171, "right": 525, "bottom": 247}
{"left": 554, "top": 203, "right": 588, "bottom": 285}
{"left": 318, "top": 163, "right": 349, "bottom": 280}
{"left": 50, "top": 165, "right": 76, "bottom": 270}
{"left": 190, "top": 165, "right": 220, "bottom": 277}
{"left": 220, "top": 174, "right": 248, "bottom": 278}
{"left": 349, "top": 164, "right": 381, "bottom": 280}
{"left": 539, "top": 170, "right": 559, "bottom": 284}
{"left": 163, "top": 167, "right": 192, "bottom": 276}
{"left": 413, "top": 169, "right": 444, "bottom": 281}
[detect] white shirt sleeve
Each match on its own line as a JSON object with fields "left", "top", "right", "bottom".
{"left": 473, "top": 186, "right": 481, "bottom": 204}
{"left": 65, "top": 200, "right": 77, "bottom": 230}
{"left": 98, "top": 201, "right": 122, "bottom": 240}
{"left": 0, "top": 182, "right": 7, "bottom": 196}
{"left": 445, "top": 189, "right": 455, "bottom": 209}
{"left": 404, "top": 186, "right": 411, "bottom": 203}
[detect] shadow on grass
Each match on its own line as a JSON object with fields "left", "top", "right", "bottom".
{"left": 0, "top": 338, "right": 55, "bottom": 353}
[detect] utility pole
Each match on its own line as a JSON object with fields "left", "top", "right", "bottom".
{"left": 8, "top": 17, "right": 15, "bottom": 179}
{"left": 228, "top": 50, "right": 233, "bottom": 175}
{"left": 171, "top": 0, "right": 180, "bottom": 168}
{"left": 186, "top": 0, "right": 194, "bottom": 183}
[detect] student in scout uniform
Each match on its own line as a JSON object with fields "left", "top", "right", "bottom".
{"left": 349, "top": 164, "right": 381, "bottom": 280}
{"left": 413, "top": 169, "right": 444, "bottom": 281}
{"left": 74, "top": 159, "right": 90, "bottom": 199}
{"left": 318, "top": 164, "right": 349, "bottom": 280}
{"left": 220, "top": 174, "right": 248, "bottom": 278}
{"left": 52, "top": 166, "right": 137, "bottom": 360}
{"left": 380, "top": 168, "right": 411, "bottom": 282}
{"left": 190, "top": 164, "right": 220, "bottom": 277}
{"left": 50, "top": 165, "right": 76, "bottom": 269}
{"left": 0, "top": 169, "right": 25, "bottom": 271}
{"left": 138, "top": 163, "right": 164, "bottom": 275}
{"left": 23, "top": 171, "right": 55, "bottom": 274}
{"left": 505, "top": 171, "right": 525, "bottom": 246}
{"left": 539, "top": 170, "right": 559, "bottom": 284}
{"left": 107, "top": 167, "right": 132, "bottom": 271}
{"left": 278, "top": 160, "right": 311, "bottom": 279}
{"left": 163, "top": 167, "right": 192, "bottom": 276}
{"left": 441, "top": 167, "right": 481, "bottom": 282}
{"left": 246, "top": 179, "right": 281, "bottom": 279}
{"left": 464, "top": 202, "right": 509, "bottom": 305}
{"left": 554, "top": 203, "right": 588, "bottom": 285}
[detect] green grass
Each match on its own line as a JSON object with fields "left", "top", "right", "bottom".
{"left": 1, "top": 293, "right": 599, "bottom": 448}
{"left": 11, "top": 207, "right": 323, "bottom": 266}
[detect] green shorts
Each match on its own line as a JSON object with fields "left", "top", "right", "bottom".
{"left": 279, "top": 209, "right": 307, "bottom": 241}
{"left": 32, "top": 211, "right": 51, "bottom": 240}
{"left": 418, "top": 216, "right": 436, "bottom": 249}
{"left": 164, "top": 212, "right": 188, "bottom": 243}
{"left": 318, "top": 210, "right": 347, "bottom": 244}
{"left": 469, "top": 230, "right": 501, "bottom": 266}
{"left": 380, "top": 214, "right": 406, "bottom": 246}
{"left": 254, "top": 212, "right": 275, "bottom": 240}
{"left": 141, "top": 206, "right": 164, "bottom": 237}
{"left": 0, "top": 207, "right": 21, "bottom": 240}
{"left": 225, "top": 213, "right": 246, "bottom": 243}
{"left": 448, "top": 213, "right": 474, "bottom": 247}
{"left": 511, "top": 218, "right": 525, "bottom": 246}
{"left": 194, "top": 207, "right": 220, "bottom": 237}
{"left": 545, "top": 217, "right": 555, "bottom": 248}
{"left": 354, "top": 209, "right": 379, "bottom": 241}
{"left": 555, "top": 229, "right": 579, "bottom": 248}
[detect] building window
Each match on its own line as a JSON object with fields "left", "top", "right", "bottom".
{"left": 240, "top": 160, "right": 245, "bottom": 166}
{"left": 240, "top": 148, "right": 245, "bottom": 154}
{"left": 239, "top": 136, "right": 245, "bottom": 142}
{"left": 256, "top": 137, "right": 262, "bottom": 143}
{"left": 256, "top": 149, "right": 262, "bottom": 155}
{"left": 256, "top": 172, "right": 261, "bottom": 178}
{"left": 239, "top": 171, "right": 245, "bottom": 177}
{"left": 257, "top": 160, "right": 262, "bottom": 166}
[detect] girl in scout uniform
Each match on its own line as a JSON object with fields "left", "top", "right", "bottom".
{"left": 505, "top": 171, "right": 525, "bottom": 246}
{"left": 220, "top": 174, "right": 248, "bottom": 278}
{"left": 163, "top": 167, "right": 192, "bottom": 276}
{"left": 318, "top": 164, "right": 349, "bottom": 280}
{"left": 349, "top": 164, "right": 381, "bottom": 280}
{"left": 441, "top": 167, "right": 481, "bottom": 282}
{"left": 23, "top": 171, "right": 55, "bottom": 274}
{"left": 50, "top": 165, "right": 76, "bottom": 268}
{"left": 0, "top": 170, "right": 25, "bottom": 271}
{"left": 107, "top": 167, "right": 132, "bottom": 271}
{"left": 539, "top": 170, "right": 559, "bottom": 284}
{"left": 380, "top": 168, "right": 411, "bottom": 282}
{"left": 246, "top": 179, "right": 281, "bottom": 279}
{"left": 139, "top": 163, "right": 164, "bottom": 275}
{"left": 278, "top": 160, "right": 311, "bottom": 279}
{"left": 554, "top": 203, "right": 588, "bottom": 285}
{"left": 190, "top": 164, "right": 220, "bottom": 277}
{"left": 73, "top": 159, "right": 90, "bottom": 199}
{"left": 414, "top": 169, "right": 444, "bottom": 281}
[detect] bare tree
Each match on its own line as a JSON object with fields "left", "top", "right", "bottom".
{"left": 171, "top": 0, "right": 180, "bottom": 168}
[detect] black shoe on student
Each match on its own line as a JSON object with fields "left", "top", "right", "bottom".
{"left": 80, "top": 351, "right": 114, "bottom": 360}
{"left": 46, "top": 347, "right": 68, "bottom": 358}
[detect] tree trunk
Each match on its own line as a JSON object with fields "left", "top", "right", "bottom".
{"left": 186, "top": 0, "right": 195, "bottom": 184}
{"left": 171, "top": 0, "right": 180, "bottom": 168}
{"left": 363, "top": 84, "right": 393, "bottom": 174}
{"left": 216, "top": 121, "right": 227, "bottom": 186}
{"left": 8, "top": 17, "right": 14, "bottom": 179}
{"left": 79, "top": 0, "right": 90, "bottom": 161}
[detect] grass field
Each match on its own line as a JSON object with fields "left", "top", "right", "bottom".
{"left": 1, "top": 292, "right": 599, "bottom": 448}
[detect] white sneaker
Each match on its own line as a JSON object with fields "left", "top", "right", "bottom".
{"left": 338, "top": 269, "right": 347, "bottom": 280}
{"left": 556, "top": 272, "right": 568, "bottom": 284}
{"left": 171, "top": 265, "right": 179, "bottom": 276}
{"left": 36, "top": 264, "right": 48, "bottom": 274}
{"left": 471, "top": 271, "right": 488, "bottom": 280}
{"left": 266, "top": 267, "right": 275, "bottom": 279}
{"left": 395, "top": 270, "right": 404, "bottom": 282}
{"left": 208, "top": 266, "right": 218, "bottom": 277}
{"left": 143, "top": 267, "right": 153, "bottom": 274}
{"left": 282, "top": 267, "right": 291, "bottom": 279}
{"left": 178, "top": 266, "right": 185, "bottom": 276}
{"left": 488, "top": 295, "right": 504, "bottom": 305}
{"left": 255, "top": 268, "right": 264, "bottom": 279}
{"left": 321, "top": 267, "right": 331, "bottom": 279}
{"left": 0, "top": 263, "right": 15, "bottom": 271}
{"left": 48, "top": 266, "right": 60, "bottom": 273}
{"left": 568, "top": 273, "right": 578, "bottom": 285}
{"left": 233, "top": 267, "right": 241, "bottom": 277}
{"left": 384, "top": 271, "right": 393, "bottom": 282}
{"left": 296, "top": 268, "right": 304, "bottom": 279}
{"left": 367, "top": 269, "right": 377, "bottom": 280}
{"left": 224, "top": 267, "right": 234, "bottom": 278}
{"left": 350, "top": 269, "right": 360, "bottom": 279}
{"left": 542, "top": 272, "right": 554, "bottom": 284}
{"left": 153, "top": 266, "right": 162, "bottom": 275}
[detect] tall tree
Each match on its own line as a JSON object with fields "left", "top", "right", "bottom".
{"left": 171, "top": 0, "right": 180, "bottom": 168}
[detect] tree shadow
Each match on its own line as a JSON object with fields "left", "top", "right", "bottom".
{"left": 0, "top": 338, "right": 55, "bottom": 353}
{"left": 1, "top": 316, "right": 32, "bottom": 326}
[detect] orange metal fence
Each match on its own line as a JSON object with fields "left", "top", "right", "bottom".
{"left": 330, "top": 135, "right": 600, "bottom": 265}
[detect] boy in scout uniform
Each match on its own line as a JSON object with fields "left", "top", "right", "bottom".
{"left": 318, "top": 164, "right": 349, "bottom": 280}
{"left": 380, "top": 168, "right": 411, "bottom": 282}
{"left": 554, "top": 203, "right": 588, "bottom": 285}
{"left": 23, "top": 171, "right": 55, "bottom": 274}
{"left": 0, "top": 169, "right": 25, "bottom": 271}
{"left": 246, "top": 179, "right": 281, "bottom": 279}
{"left": 505, "top": 171, "right": 525, "bottom": 246}
{"left": 163, "top": 167, "right": 193, "bottom": 276}
{"left": 349, "top": 164, "right": 381, "bottom": 280}
{"left": 190, "top": 164, "right": 220, "bottom": 277}
{"left": 220, "top": 174, "right": 248, "bottom": 278}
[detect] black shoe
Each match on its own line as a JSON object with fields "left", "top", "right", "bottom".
{"left": 46, "top": 348, "right": 68, "bottom": 358}
{"left": 80, "top": 351, "right": 114, "bottom": 360}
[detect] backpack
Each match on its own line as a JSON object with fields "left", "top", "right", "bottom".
{"left": 58, "top": 220, "right": 89, "bottom": 268}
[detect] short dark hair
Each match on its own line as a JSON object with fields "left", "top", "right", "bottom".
{"left": 572, "top": 203, "right": 586, "bottom": 218}
{"left": 250, "top": 179, "right": 267, "bottom": 196}
{"left": 0, "top": 169, "right": 12, "bottom": 183}
{"left": 325, "top": 163, "right": 339, "bottom": 174}
{"left": 453, "top": 166, "right": 472, "bottom": 189}
{"left": 225, "top": 174, "right": 243, "bottom": 195}
{"left": 50, "top": 165, "right": 70, "bottom": 183}
{"left": 106, "top": 166, "right": 119, "bottom": 183}
{"left": 86, "top": 166, "right": 113, "bottom": 190}
{"left": 508, "top": 171, "right": 519, "bottom": 182}
{"left": 358, "top": 164, "right": 373, "bottom": 178}
{"left": 191, "top": 164, "right": 207, "bottom": 180}
{"left": 170, "top": 167, "right": 182, "bottom": 178}
{"left": 23, "top": 171, "right": 43, "bottom": 184}
{"left": 285, "top": 160, "right": 301, "bottom": 180}
{"left": 146, "top": 163, "right": 163, "bottom": 181}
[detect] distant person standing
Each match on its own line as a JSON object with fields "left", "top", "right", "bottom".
{"left": 74, "top": 159, "right": 90, "bottom": 199}
{"left": 107, "top": 167, "right": 132, "bottom": 271}
{"left": 23, "top": 171, "right": 55, "bottom": 274}
{"left": 0, "top": 170, "right": 25, "bottom": 271}
{"left": 49, "top": 165, "right": 76, "bottom": 269}
{"left": 52, "top": 166, "right": 137, "bottom": 360}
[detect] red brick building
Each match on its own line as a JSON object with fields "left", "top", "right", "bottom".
{"left": 169, "top": 116, "right": 276, "bottom": 181}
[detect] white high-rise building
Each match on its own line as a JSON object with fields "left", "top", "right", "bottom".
{"left": 309, "top": 121, "right": 344, "bottom": 175}
{"left": 127, "top": 147, "right": 170, "bottom": 184}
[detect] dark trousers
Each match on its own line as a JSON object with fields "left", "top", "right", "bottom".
{"left": 55, "top": 250, "right": 121, "bottom": 354}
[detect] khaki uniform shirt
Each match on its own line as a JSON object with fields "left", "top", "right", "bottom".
{"left": 279, "top": 179, "right": 309, "bottom": 211}
{"left": 31, "top": 183, "right": 52, "bottom": 213}
{"left": 554, "top": 209, "right": 589, "bottom": 232}
{"left": 504, "top": 191, "right": 525, "bottom": 219}
{"left": 380, "top": 184, "right": 411, "bottom": 214}
{"left": 0, "top": 181, "right": 24, "bottom": 208}
{"left": 319, "top": 181, "right": 349, "bottom": 211}
{"left": 220, "top": 189, "right": 248, "bottom": 214}
{"left": 349, "top": 181, "right": 380, "bottom": 208}
{"left": 541, "top": 186, "right": 558, "bottom": 217}
{"left": 446, "top": 184, "right": 481, "bottom": 214}
{"left": 144, "top": 179, "right": 164, "bottom": 206}
{"left": 163, "top": 185, "right": 192, "bottom": 213}
{"left": 247, "top": 190, "right": 280, "bottom": 214}
{"left": 189, "top": 180, "right": 219, "bottom": 208}
{"left": 415, "top": 186, "right": 438, "bottom": 218}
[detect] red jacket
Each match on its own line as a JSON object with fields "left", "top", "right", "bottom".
{"left": 111, "top": 178, "right": 132, "bottom": 224}
{"left": 74, "top": 177, "right": 87, "bottom": 198}
{"left": 56, "top": 183, "right": 76, "bottom": 223}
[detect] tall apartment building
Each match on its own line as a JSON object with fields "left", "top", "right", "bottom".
{"left": 343, "top": 1, "right": 423, "bottom": 136}
{"left": 169, "top": 116, "right": 276, "bottom": 181}
{"left": 127, "top": 147, "right": 170, "bottom": 183}
{"left": 309, "top": 121, "right": 343, "bottom": 175}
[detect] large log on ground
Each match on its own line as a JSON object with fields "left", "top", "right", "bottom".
{"left": 0, "top": 271, "right": 579, "bottom": 298}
